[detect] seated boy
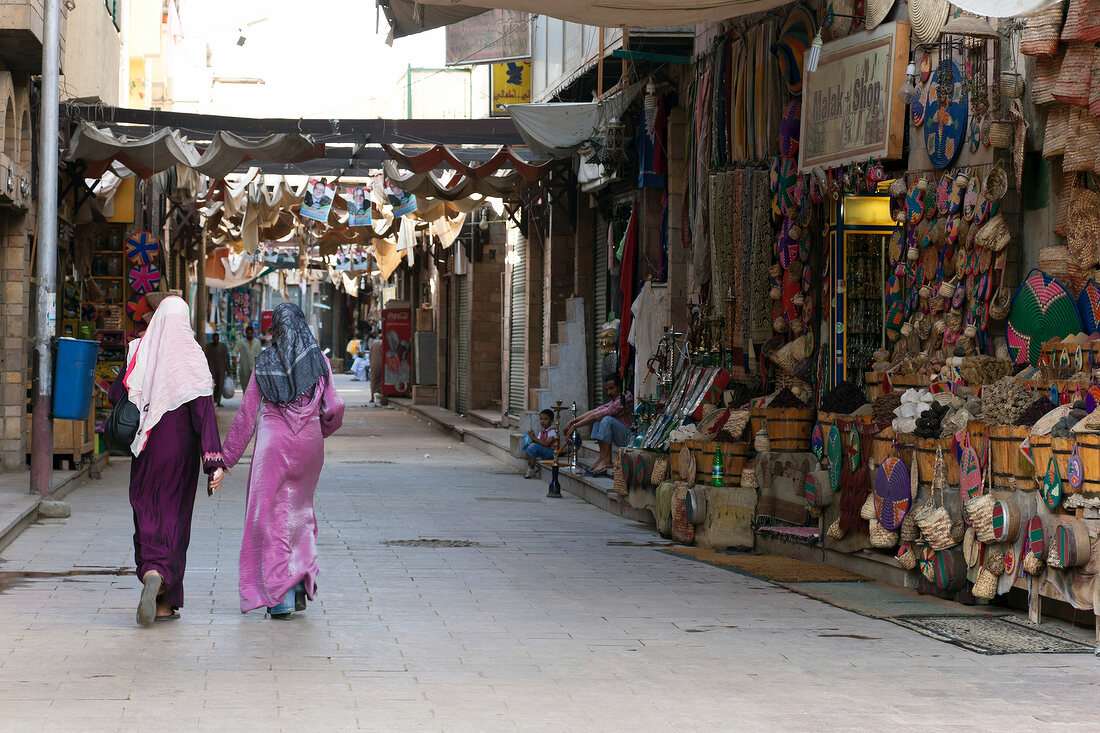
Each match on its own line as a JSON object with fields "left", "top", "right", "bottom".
{"left": 522, "top": 409, "right": 558, "bottom": 479}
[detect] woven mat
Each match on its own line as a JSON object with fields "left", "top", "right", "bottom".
{"left": 889, "top": 614, "right": 1095, "bottom": 655}
{"left": 661, "top": 547, "right": 866, "bottom": 582}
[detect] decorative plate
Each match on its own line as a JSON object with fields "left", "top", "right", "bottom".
{"left": 1026, "top": 516, "right": 1045, "bottom": 558}
{"left": 924, "top": 61, "right": 969, "bottom": 169}
{"left": 873, "top": 456, "right": 911, "bottom": 530}
{"left": 1077, "top": 279, "right": 1100, "bottom": 333}
{"left": 827, "top": 424, "right": 843, "bottom": 491}
{"left": 1043, "top": 455, "right": 1063, "bottom": 510}
{"left": 918, "top": 545, "right": 936, "bottom": 583}
{"left": 1006, "top": 270, "right": 1082, "bottom": 366}
{"left": 1068, "top": 443, "right": 1084, "bottom": 489}
{"left": 128, "top": 264, "right": 161, "bottom": 295}
{"left": 811, "top": 423, "right": 825, "bottom": 461}
{"left": 125, "top": 230, "right": 160, "bottom": 265}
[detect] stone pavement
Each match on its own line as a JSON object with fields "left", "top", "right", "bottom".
{"left": 0, "top": 375, "right": 1098, "bottom": 731}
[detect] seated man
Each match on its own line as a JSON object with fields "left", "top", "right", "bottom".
{"left": 522, "top": 408, "right": 558, "bottom": 479}
{"left": 561, "top": 374, "right": 634, "bottom": 476}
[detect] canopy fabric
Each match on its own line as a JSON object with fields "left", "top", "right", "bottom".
{"left": 379, "top": 0, "right": 488, "bottom": 39}
{"left": 383, "top": 143, "right": 556, "bottom": 178}
{"left": 68, "top": 122, "right": 323, "bottom": 179}
{"left": 413, "top": 0, "right": 786, "bottom": 29}
{"left": 382, "top": 160, "right": 531, "bottom": 200}
{"left": 950, "top": 0, "right": 1060, "bottom": 16}
{"left": 506, "top": 81, "right": 644, "bottom": 158}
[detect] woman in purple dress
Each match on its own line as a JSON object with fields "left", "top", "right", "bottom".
{"left": 221, "top": 302, "right": 344, "bottom": 619}
{"left": 108, "top": 296, "right": 226, "bottom": 627}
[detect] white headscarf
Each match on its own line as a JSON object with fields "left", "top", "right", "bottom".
{"left": 122, "top": 296, "right": 213, "bottom": 456}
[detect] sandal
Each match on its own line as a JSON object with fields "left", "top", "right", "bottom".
{"left": 154, "top": 611, "right": 181, "bottom": 621}
{"left": 137, "top": 572, "right": 163, "bottom": 627}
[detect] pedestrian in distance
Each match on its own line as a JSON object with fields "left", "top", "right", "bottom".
{"left": 235, "top": 324, "right": 263, "bottom": 391}
{"left": 560, "top": 373, "right": 634, "bottom": 477}
{"left": 220, "top": 302, "right": 345, "bottom": 619}
{"left": 522, "top": 408, "right": 558, "bottom": 479}
{"left": 204, "top": 332, "right": 231, "bottom": 406}
{"left": 107, "top": 296, "right": 227, "bottom": 627}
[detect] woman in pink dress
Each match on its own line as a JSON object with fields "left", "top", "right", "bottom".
{"left": 221, "top": 302, "right": 344, "bottom": 618}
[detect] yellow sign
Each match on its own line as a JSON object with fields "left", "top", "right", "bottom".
{"left": 491, "top": 61, "right": 531, "bottom": 117}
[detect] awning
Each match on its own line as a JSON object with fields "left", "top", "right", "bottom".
{"left": 378, "top": 0, "right": 487, "bottom": 39}
{"left": 68, "top": 122, "right": 324, "bottom": 179}
{"left": 506, "top": 81, "right": 644, "bottom": 159}
{"left": 409, "top": 0, "right": 789, "bottom": 28}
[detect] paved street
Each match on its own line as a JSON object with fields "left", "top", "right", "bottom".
{"left": 0, "top": 376, "right": 1098, "bottom": 731}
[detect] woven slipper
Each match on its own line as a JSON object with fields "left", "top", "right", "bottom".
{"left": 137, "top": 573, "right": 163, "bottom": 627}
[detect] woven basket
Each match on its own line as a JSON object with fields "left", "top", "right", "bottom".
{"left": 1022, "top": 4, "right": 1065, "bottom": 57}
{"left": 985, "top": 548, "right": 1007, "bottom": 575}
{"left": 1068, "top": 180, "right": 1100, "bottom": 272}
{"left": 741, "top": 460, "right": 758, "bottom": 489}
{"left": 827, "top": 518, "right": 846, "bottom": 541}
{"left": 900, "top": 513, "right": 920, "bottom": 542}
{"left": 976, "top": 214, "right": 1010, "bottom": 251}
{"left": 897, "top": 544, "right": 918, "bottom": 570}
{"left": 968, "top": 493, "right": 998, "bottom": 542}
{"left": 1054, "top": 43, "right": 1094, "bottom": 107}
{"left": 1033, "top": 56, "right": 1062, "bottom": 106}
{"left": 754, "top": 428, "right": 770, "bottom": 453}
{"left": 988, "top": 120, "right": 1014, "bottom": 149}
{"left": 1065, "top": 108, "right": 1100, "bottom": 172}
{"left": 963, "top": 527, "right": 980, "bottom": 567}
{"left": 985, "top": 162, "right": 1009, "bottom": 201}
{"left": 1022, "top": 550, "right": 1044, "bottom": 575}
{"left": 612, "top": 462, "right": 628, "bottom": 496}
{"left": 869, "top": 519, "right": 899, "bottom": 549}
{"left": 1063, "top": 0, "right": 1100, "bottom": 42}
{"left": 1038, "top": 245, "right": 1075, "bottom": 286}
{"left": 972, "top": 566, "right": 999, "bottom": 599}
{"left": 860, "top": 493, "right": 877, "bottom": 521}
{"left": 651, "top": 454, "right": 669, "bottom": 486}
{"left": 1043, "top": 105, "right": 1070, "bottom": 159}
{"left": 914, "top": 496, "right": 954, "bottom": 549}
{"left": 889, "top": 177, "right": 908, "bottom": 198}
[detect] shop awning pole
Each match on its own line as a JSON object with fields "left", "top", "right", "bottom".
{"left": 30, "top": 0, "right": 62, "bottom": 497}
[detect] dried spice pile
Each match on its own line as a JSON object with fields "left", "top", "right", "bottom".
{"left": 982, "top": 376, "right": 1033, "bottom": 426}
{"left": 768, "top": 387, "right": 808, "bottom": 409}
{"left": 820, "top": 380, "right": 868, "bottom": 414}
{"left": 872, "top": 392, "right": 903, "bottom": 423}
{"left": 1015, "top": 396, "right": 1056, "bottom": 428}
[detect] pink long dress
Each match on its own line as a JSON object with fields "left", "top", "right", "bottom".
{"left": 221, "top": 366, "right": 344, "bottom": 612}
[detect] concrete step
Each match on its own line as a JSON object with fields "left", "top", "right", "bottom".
{"left": 557, "top": 321, "right": 568, "bottom": 344}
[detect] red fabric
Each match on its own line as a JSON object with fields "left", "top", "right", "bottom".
{"left": 382, "top": 143, "right": 555, "bottom": 181}
{"left": 618, "top": 202, "right": 639, "bottom": 377}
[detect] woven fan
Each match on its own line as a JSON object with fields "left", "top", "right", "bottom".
{"left": 873, "top": 456, "right": 911, "bottom": 530}
{"left": 918, "top": 545, "right": 937, "bottom": 582}
{"left": 958, "top": 435, "right": 982, "bottom": 508}
{"left": 770, "top": 4, "right": 816, "bottom": 96}
{"left": 1006, "top": 269, "right": 1082, "bottom": 365}
{"left": 827, "top": 424, "right": 843, "bottom": 491}
{"left": 1077, "top": 279, "right": 1100, "bottom": 333}
{"left": 924, "top": 59, "right": 969, "bottom": 170}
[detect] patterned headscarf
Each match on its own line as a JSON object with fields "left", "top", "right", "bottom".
{"left": 254, "top": 302, "right": 327, "bottom": 404}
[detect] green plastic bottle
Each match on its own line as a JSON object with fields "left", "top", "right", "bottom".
{"left": 711, "top": 445, "right": 723, "bottom": 487}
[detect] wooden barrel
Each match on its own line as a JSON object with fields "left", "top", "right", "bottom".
{"left": 754, "top": 407, "right": 815, "bottom": 452}
{"left": 1029, "top": 434, "right": 1052, "bottom": 490}
{"left": 865, "top": 372, "right": 884, "bottom": 401}
{"left": 966, "top": 421, "right": 988, "bottom": 462}
{"left": 1078, "top": 432, "right": 1100, "bottom": 494}
{"left": 891, "top": 374, "right": 930, "bottom": 391}
{"left": 690, "top": 440, "right": 750, "bottom": 486}
{"left": 914, "top": 436, "right": 957, "bottom": 493}
{"left": 988, "top": 424, "right": 1033, "bottom": 491}
{"left": 871, "top": 425, "right": 897, "bottom": 467}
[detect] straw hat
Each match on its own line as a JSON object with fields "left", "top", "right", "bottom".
{"left": 826, "top": 0, "right": 855, "bottom": 40}
{"left": 939, "top": 15, "right": 999, "bottom": 40}
{"left": 910, "top": 0, "right": 950, "bottom": 44}
{"left": 865, "top": 0, "right": 895, "bottom": 31}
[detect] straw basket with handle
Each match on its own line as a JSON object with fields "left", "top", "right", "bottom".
{"left": 968, "top": 459, "right": 998, "bottom": 542}
{"left": 896, "top": 543, "right": 918, "bottom": 570}
{"left": 913, "top": 447, "right": 956, "bottom": 551}
{"left": 972, "top": 566, "right": 999, "bottom": 599}
{"left": 868, "top": 518, "right": 899, "bottom": 549}
{"left": 1021, "top": 4, "right": 1065, "bottom": 57}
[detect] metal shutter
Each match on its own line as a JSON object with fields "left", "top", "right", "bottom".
{"left": 591, "top": 215, "right": 609, "bottom": 408}
{"left": 507, "top": 231, "right": 527, "bottom": 413}
{"left": 455, "top": 274, "right": 470, "bottom": 415}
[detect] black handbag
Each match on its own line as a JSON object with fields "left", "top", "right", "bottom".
{"left": 106, "top": 393, "right": 140, "bottom": 449}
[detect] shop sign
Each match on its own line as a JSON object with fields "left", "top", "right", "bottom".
{"left": 446, "top": 10, "right": 530, "bottom": 66}
{"left": 799, "top": 21, "right": 910, "bottom": 172}
{"left": 490, "top": 60, "right": 531, "bottom": 117}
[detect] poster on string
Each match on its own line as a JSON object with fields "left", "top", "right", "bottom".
{"left": 346, "top": 185, "right": 372, "bottom": 227}
{"left": 385, "top": 182, "right": 418, "bottom": 217}
{"left": 300, "top": 178, "right": 336, "bottom": 223}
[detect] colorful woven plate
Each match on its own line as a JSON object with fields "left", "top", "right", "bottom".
{"left": 1006, "top": 269, "right": 1082, "bottom": 365}
{"left": 845, "top": 427, "right": 861, "bottom": 472}
{"left": 1068, "top": 442, "right": 1084, "bottom": 489}
{"left": 1077, "top": 279, "right": 1100, "bottom": 333}
{"left": 128, "top": 264, "right": 161, "bottom": 295}
{"left": 1043, "top": 455, "right": 1063, "bottom": 509}
{"left": 924, "top": 61, "right": 968, "bottom": 170}
{"left": 770, "top": 5, "right": 816, "bottom": 96}
{"left": 873, "top": 456, "right": 911, "bottom": 530}
{"left": 125, "top": 230, "right": 160, "bottom": 265}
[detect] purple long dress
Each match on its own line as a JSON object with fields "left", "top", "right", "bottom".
{"left": 109, "top": 377, "right": 225, "bottom": 609}
{"left": 221, "top": 366, "right": 344, "bottom": 612}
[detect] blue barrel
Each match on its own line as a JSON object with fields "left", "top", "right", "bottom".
{"left": 53, "top": 338, "right": 99, "bottom": 420}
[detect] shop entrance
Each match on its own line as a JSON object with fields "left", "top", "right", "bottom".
{"left": 830, "top": 194, "right": 894, "bottom": 390}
